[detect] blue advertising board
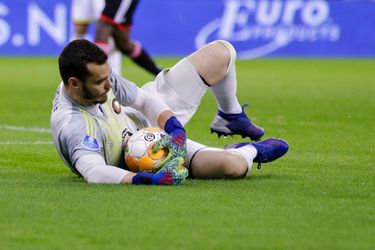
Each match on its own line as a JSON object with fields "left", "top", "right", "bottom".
{"left": 0, "top": 0, "right": 374, "bottom": 58}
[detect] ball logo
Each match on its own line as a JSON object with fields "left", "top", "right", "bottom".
{"left": 195, "top": 0, "right": 341, "bottom": 59}
{"left": 144, "top": 133, "right": 156, "bottom": 142}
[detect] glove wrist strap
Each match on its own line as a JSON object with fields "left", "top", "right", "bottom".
{"left": 132, "top": 172, "right": 153, "bottom": 185}
{"left": 164, "top": 116, "right": 185, "bottom": 134}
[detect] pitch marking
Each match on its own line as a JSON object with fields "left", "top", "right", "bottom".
{"left": 0, "top": 141, "right": 53, "bottom": 145}
{"left": 0, "top": 125, "right": 50, "bottom": 133}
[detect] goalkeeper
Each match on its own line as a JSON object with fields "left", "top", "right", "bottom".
{"left": 50, "top": 39, "right": 288, "bottom": 185}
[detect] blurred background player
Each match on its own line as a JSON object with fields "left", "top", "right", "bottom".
{"left": 71, "top": 0, "right": 122, "bottom": 74}
{"left": 95, "top": 0, "right": 162, "bottom": 76}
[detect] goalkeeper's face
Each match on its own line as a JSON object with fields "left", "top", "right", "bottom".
{"left": 81, "top": 62, "right": 112, "bottom": 105}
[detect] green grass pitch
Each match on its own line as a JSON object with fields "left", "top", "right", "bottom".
{"left": 0, "top": 57, "right": 374, "bottom": 249}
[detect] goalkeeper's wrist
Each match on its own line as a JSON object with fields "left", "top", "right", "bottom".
{"left": 132, "top": 172, "right": 155, "bottom": 185}
{"left": 164, "top": 116, "right": 185, "bottom": 134}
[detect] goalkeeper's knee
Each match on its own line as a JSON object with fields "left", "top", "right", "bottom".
{"left": 211, "top": 40, "right": 237, "bottom": 74}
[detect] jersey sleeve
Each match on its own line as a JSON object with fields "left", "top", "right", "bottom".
{"left": 59, "top": 117, "right": 104, "bottom": 173}
{"left": 75, "top": 154, "right": 130, "bottom": 184}
{"left": 109, "top": 71, "right": 171, "bottom": 126}
{"left": 110, "top": 71, "right": 139, "bottom": 106}
{"left": 60, "top": 120, "right": 130, "bottom": 184}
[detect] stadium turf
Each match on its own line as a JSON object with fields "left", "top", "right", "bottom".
{"left": 0, "top": 58, "right": 374, "bottom": 249}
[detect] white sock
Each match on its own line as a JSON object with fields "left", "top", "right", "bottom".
{"left": 227, "top": 145, "right": 257, "bottom": 172}
{"left": 210, "top": 64, "right": 242, "bottom": 114}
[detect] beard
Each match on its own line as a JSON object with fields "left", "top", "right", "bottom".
{"left": 82, "top": 83, "right": 108, "bottom": 104}
{"left": 92, "top": 95, "right": 108, "bottom": 104}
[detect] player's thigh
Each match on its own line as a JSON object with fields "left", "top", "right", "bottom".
{"left": 189, "top": 147, "right": 248, "bottom": 179}
{"left": 102, "top": 0, "right": 137, "bottom": 26}
{"left": 122, "top": 0, "right": 139, "bottom": 26}
{"left": 187, "top": 40, "right": 231, "bottom": 85}
{"left": 112, "top": 29, "right": 133, "bottom": 53}
{"left": 142, "top": 58, "right": 208, "bottom": 125}
{"left": 102, "top": 0, "right": 122, "bottom": 23}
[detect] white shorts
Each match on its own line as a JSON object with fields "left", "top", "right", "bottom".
{"left": 142, "top": 58, "right": 209, "bottom": 126}
{"left": 142, "top": 58, "right": 209, "bottom": 168}
{"left": 71, "top": 0, "right": 104, "bottom": 23}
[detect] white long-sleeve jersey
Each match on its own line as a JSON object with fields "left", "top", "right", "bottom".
{"left": 50, "top": 72, "right": 169, "bottom": 183}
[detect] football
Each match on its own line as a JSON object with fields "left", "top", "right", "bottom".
{"left": 124, "top": 127, "right": 168, "bottom": 173}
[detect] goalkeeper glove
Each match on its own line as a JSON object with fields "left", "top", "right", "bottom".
{"left": 152, "top": 134, "right": 186, "bottom": 172}
{"left": 152, "top": 116, "right": 186, "bottom": 170}
{"left": 151, "top": 116, "right": 187, "bottom": 173}
{"left": 161, "top": 157, "right": 188, "bottom": 184}
{"left": 132, "top": 157, "right": 188, "bottom": 185}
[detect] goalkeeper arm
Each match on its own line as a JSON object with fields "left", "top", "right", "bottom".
{"left": 131, "top": 88, "right": 170, "bottom": 127}
{"left": 131, "top": 87, "right": 187, "bottom": 154}
{"left": 75, "top": 154, "right": 187, "bottom": 185}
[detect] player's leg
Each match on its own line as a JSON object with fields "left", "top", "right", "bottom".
{"left": 185, "top": 140, "right": 248, "bottom": 178}
{"left": 95, "top": 19, "right": 116, "bottom": 54}
{"left": 142, "top": 42, "right": 249, "bottom": 127}
{"left": 185, "top": 138, "right": 289, "bottom": 179}
{"left": 103, "top": 0, "right": 135, "bottom": 55}
{"left": 188, "top": 40, "right": 264, "bottom": 140}
{"left": 72, "top": 23, "right": 89, "bottom": 40}
{"left": 95, "top": 0, "right": 122, "bottom": 54}
{"left": 71, "top": 0, "right": 103, "bottom": 40}
{"left": 142, "top": 56, "right": 209, "bottom": 125}
{"left": 142, "top": 40, "right": 261, "bottom": 137}
{"left": 114, "top": 0, "right": 161, "bottom": 76}
{"left": 96, "top": 0, "right": 161, "bottom": 75}
{"left": 189, "top": 149, "right": 249, "bottom": 179}
{"left": 112, "top": 28, "right": 162, "bottom": 76}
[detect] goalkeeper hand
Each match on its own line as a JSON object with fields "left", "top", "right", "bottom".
{"left": 163, "top": 116, "right": 186, "bottom": 150}
{"left": 152, "top": 133, "right": 186, "bottom": 172}
{"left": 132, "top": 157, "right": 188, "bottom": 185}
{"left": 160, "top": 157, "right": 188, "bottom": 184}
{"left": 151, "top": 116, "right": 187, "bottom": 173}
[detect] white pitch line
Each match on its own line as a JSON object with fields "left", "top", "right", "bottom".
{"left": 0, "top": 125, "right": 50, "bottom": 133}
{"left": 0, "top": 141, "right": 53, "bottom": 145}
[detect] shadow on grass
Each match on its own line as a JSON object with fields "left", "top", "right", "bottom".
{"left": 187, "top": 172, "right": 287, "bottom": 185}
{"left": 248, "top": 173, "right": 277, "bottom": 181}
{"left": 52, "top": 172, "right": 289, "bottom": 188}
{"left": 54, "top": 175, "right": 86, "bottom": 185}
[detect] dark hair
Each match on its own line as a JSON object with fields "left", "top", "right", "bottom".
{"left": 58, "top": 39, "right": 108, "bottom": 84}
